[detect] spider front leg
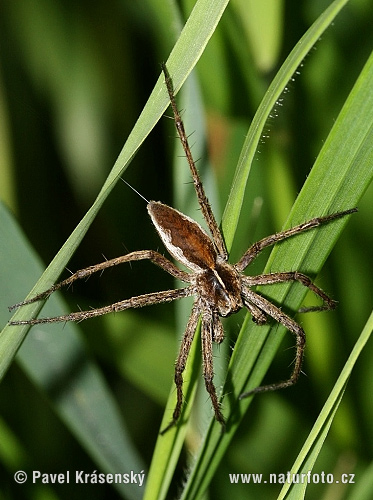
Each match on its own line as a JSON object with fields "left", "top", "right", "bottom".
{"left": 9, "top": 250, "right": 190, "bottom": 314}
{"left": 236, "top": 208, "right": 357, "bottom": 271}
{"left": 240, "top": 288, "right": 306, "bottom": 399}
{"left": 162, "top": 63, "right": 228, "bottom": 261}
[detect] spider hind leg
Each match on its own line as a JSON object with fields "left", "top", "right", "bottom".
{"left": 240, "top": 289, "right": 306, "bottom": 399}
{"left": 160, "top": 301, "right": 200, "bottom": 435}
{"left": 202, "top": 308, "right": 226, "bottom": 429}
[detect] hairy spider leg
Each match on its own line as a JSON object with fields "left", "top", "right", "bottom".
{"left": 160, "top": 301, "right": 201, "bottom": 434}
{"left": 242, "top": 271, "right": 337, "bottom": 313}
{"left": 162, "top": 63, "right": 228, "bottom": 260}
{"left": 241, "top": 288, "right": 306, "bottom": 398}
{"left": 236, "top": 208, "right": 358, "bottom": 272}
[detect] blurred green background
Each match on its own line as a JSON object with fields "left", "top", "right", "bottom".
{"left": 0, "top": 0, "right": 372, "bottom": 499}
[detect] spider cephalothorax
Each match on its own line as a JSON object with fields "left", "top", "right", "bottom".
{"left": 148, "top": 200, "right": 243, "bottom": 318}
{"left": 9, "top": 64, "right": 357, "bottom": 434}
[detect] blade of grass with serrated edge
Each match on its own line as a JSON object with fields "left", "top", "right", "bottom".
{"left": 279, "top": 312, "right": 373, "bottom": 499}
{"left": 180, "top": 6, "right": 373, "bottom": 500}
{"left": 222, "top": 0, "right": 350, "bottom": 250}
{"left": 223, "top": 46, "right": 373, "bottom": 490}
{"left": 0, "top": 0, "right": 230, "bottom": 377}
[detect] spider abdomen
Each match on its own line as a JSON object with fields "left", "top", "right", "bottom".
{"left": 148, "top": 201, "right": 217, "bottom": 273}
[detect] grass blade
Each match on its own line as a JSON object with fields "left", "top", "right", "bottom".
{"left": 280, "top": 311, "right": 373, "bottom": 499}
{"left": 1, "top": 0, "right": 230, "bottom": 495}
{"left": 180, "top": 7, "right": 373, "bottom": 500}
{"left": 222, "top": 0, "right": 350, "bottom": 249}
{"left": 0, "top": 203, "right": 145, "bottom": 500}
{"left": 1, "top": 0, "right": 230, "bottom": 378}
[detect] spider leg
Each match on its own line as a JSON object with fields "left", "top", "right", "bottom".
{"left": 201, "top": 306, "right": 225, "bottom": 429}
{"left": 244, "top": 300, "right": 267, "bottom": 325}
{"left": 240, "top": 288, "right": 306, "bottom": 399}
{"left": 162, "top": 64, "right": 228, "bottom": 260}
{"left": 242, "top": 271, "right": 337, "bottom": 312}
{"left": 160, "top": 300, "right": 201, "bottom": 434}
{"left": 236, "top": 208, "right": 357, "bottom": 272}
{"left": 9, "top": 250, "right": 191, "bottom": 311}
{"left": 212, "top": 310, "right": 225, "bottom": 343}
{"left": 10, "top": 287, "right": 193, "bottom": 325}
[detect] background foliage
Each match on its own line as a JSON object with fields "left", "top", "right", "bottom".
{"left": 0, "top": 1, "right": 372, "bottom": 499}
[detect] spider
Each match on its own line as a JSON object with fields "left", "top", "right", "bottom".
{"left": 10, "top": 64, "right": 357, "bottom": 434}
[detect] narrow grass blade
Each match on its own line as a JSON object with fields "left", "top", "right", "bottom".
{"left": 1, "top": 0, "right": 230, "bottom": 379}
{"left": 180, "top": 8, "right": 373, "bottom": 500}
{"left": 143, "top": 329, "right": 201, "bottom": 500}
{"left": 222, "top": 0, "right": 350, "bottom": 250}
{"left": 0, "top": 204, "right": 145, "bottom": 500}
{"left": 1, "top": 0, "right": 231, "bottom": 497}
{"left": 279, "top": 311, "right": 373, "bottom": 499}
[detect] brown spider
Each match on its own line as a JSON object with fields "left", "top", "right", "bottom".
{"left": 9, "top": 64, "right": 357, "bottom": 434}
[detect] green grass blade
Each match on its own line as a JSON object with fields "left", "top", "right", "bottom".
{"left": 347, "top": 460, "right": 373, "bottom": 500}
{"left": 147, "top": 3, "right": 357, "bottom": 498}
{"left": 180, "top": 12, "right": 373, "bottom": 500}
{"left": 1, "top": 0, "right": 230, "bottom": 497}
{"left": 0, "top": 0, "right": 230, "bottom": 379}
{"left": 280, "top": 311, "right": 373, "bottom": 499}
{"left": 0, "top": 203, "right": 145, "bottom": 500}
{"left": 143, "top": 329, "right": 201, "bottom": 500}
{"left": 222, "top": 0, "right": 350, "bottom": 250}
